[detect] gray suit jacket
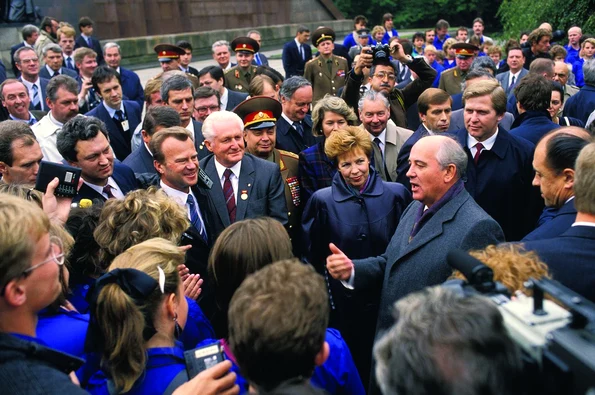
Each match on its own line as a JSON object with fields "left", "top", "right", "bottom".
{"left": 354, "top": 188, "right": 504, "bottom": 333}
{"left": 447, "top": 109, "right": 515, "bottom": 132}
{"left": 496, "top": 68, "right": 528, "bottom": 96}
{"left": 368, "top": 120, "right": 413, "bottom": 182}
{"left": 199, "top": 153, "right": 288, "bottom": 240}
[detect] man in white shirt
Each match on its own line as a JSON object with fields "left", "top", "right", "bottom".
{"left": 14, "top": 47, "right": 49, "bottom": 112}
{"left": 211, "top": 40, "right": 234, "bottom": 71}
{"left": 57, "top": 25, "right": 77, "bottom": 72}
{"left": 496, "top": 46, "right": 528, "bottom": 96}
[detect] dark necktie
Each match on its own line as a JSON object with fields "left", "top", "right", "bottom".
{"left": 86, "top": 37, "right": 92, "bottom": 47}
{"left": 103, "top": 184, "right": 115, "bottom": 199}
{"left": 373, "top": 138, "right": 383, "bottom": 160}
{"left": 66, "top": 57, "right": 74, "bottom": 70}
{"left": 31, "top": 84, "right": 40, "bottom": 110}
{"left": 186, "top": 194, "right": 208, "bottom": 242}
{"left": 52, "top": 71, "right": 59, "bottom": 78}
{"left": 28, "top": 116, "right": 37, "bottom": 126}
{"left": 223, "top": 168, "right": 236, "bottom": 223}
{"left": 473, "top": 142, "right": 484, "bottom": 165}
{"left": 327, "top": 59, "right": 332, "bottom": 74}
{"left": 114, "top": 109, "right": 125, "bottom": 123}
{"left": 300, "top": 44, "right": 305, "bottom": 60}
{"left": 294, "top": 122, "right": 304, "bottom": 137}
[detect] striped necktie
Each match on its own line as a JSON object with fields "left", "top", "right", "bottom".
{"left": 223, "top": 168, "right": 236, "bottom": 223}
{"left": 31, "top": 84, "right": 40, "bottom": 110}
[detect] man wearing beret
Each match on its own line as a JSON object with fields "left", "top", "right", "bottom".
{"left": 224, "top": 37, "right": 259, "bottom": 93}
{"left": 304, "top": 27, "right": 349, "bottom": 107}
{"left": 234, "top": 96, "right": 303, "bottom": 254}
{"left": 154, "top": 43, "right": 186, "bottom": 73}
{"left": 438, "top": 42, "right": 478, "bottom": 95}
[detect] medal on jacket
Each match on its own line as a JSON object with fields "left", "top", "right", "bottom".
{"left": 241, "top": 190, "right": 248, "bottom": 200}
{"left": 286, "top": 176, "right": 300, "bottom": 207}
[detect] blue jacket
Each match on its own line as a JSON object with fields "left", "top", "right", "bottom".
{"left": 275, "top": 115, "right": 319, "bottom": 155}
{"left": 452, "top": 128, "right": 542, "bottom": 241}
{"left": 563, "top": 84, "right": 595, "bottom": 124}
{"left": 119, "top": 67, "right": 145, "bottom": 109}
{"left": 123, "top": 144, "right": 156, "bottom": 175}
{"left": 433, "top": 34, "right": 451, "bottom": 51}
{"left": 298, "top": 138, "right": 336, "bottom": 205}
{"left": 381, "top": 29, "right": 399, "bottom": 44}
{"left": 0, "top": 333, "right": 87, "bottom": 394}
{"left": 522, "top": 225, "right": 595, "bottom": 303}
{"left": 572, "top": 58, "right": 584, "bottom": 87}
{"left": 179, "top": 298, "right": 216, "bottom": 350}
{"left": 396, "top": 124, "right": 430, "bottom": 191}
{"left": 73, "top": 162, "right": 139, "bottom": 204}
{"left": 69, "top": 275, "right": 95, "bottom": 313}
{"left": 37, "top": 308, "right": 90, "bottom": 358}
{"left": 509, "top": 110, "right": 560, "bottom": 145}
{"left": 87, "top": 342, "right": 188, "bottom": 395}
{"left": 522, "top": 199, "right": 577, "bottom": 241}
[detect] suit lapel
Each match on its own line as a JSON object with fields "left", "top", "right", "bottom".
{"left": 235, "top": 156, "right": 255, "bottom": 221}
{"left": 204, "top": 158, "right": 231, "bottom": 227}
{"left": 384, "top": 122, "right": 399, "bottom": 181}
{"left": 99, "top": 105, "right": 128, "bottom": 156}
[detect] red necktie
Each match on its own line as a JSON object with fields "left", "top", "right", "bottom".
{"left": 103, "top": 184, "right": 115, "bottom": 199}
{"left": 473, "top": 143, "right": 484, "bottom": 165}
{"left": 223, "top": 169, "right": 236, "bottom": 223}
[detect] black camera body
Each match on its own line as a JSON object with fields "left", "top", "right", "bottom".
{"left": 367, "top": 43, "right": 392, "bottom": 64}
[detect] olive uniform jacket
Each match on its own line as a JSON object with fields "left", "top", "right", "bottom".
{"left": 224, "top": 65, "right": 257, "bottom": 93}
{"left": 438, "top": 66, "right": 465, "bottom": 95}
{"left": 304, "top": 54, "right": 349, "bottom": 106}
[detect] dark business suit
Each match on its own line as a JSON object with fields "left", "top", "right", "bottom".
{"left": 39, "top": 66, "right": 78, "bottom": 80}
{"left": 75, "top": 35, "right": 104, "bottom": 65}
{"left": 76, "top": 75, "right": 100, "bottom": 114}
{"left": 251, "top": 53, "right": 269, "bottom": 67}
{"left": 119, "top": 67, "right": 144, "bottom": 109}
{"left": 452, "top": 128, "right": 542, "bottom": 241}
{"left": 85, "top": 100, "right": 142, "bottom": 161}
{"left": 282, "top": 39, "right": 312, "bottom": 78}
{"left": 562, "top": 84, "right": 595, "bottom": 124}
{"left": 190, "top": 120, "right": 210, "bottom": 160}
{"left": 522, "top": 199, "right": 577, "bottom": 241}
{"left": 298, "top": 138, "right": 336, "bottom": 205}
{"left": 496, "top": 68, "right": 529, "bottom": 96}
{"left": 522, "top": 225, "right": 595, "bottom": 302}
{"left": 275, "top": 115, "right": 319, "bottom": 155}
{"left": 73, "top": 162, "right": 138, "bottom": 203}
{"left": 354, "top": 187, "right": 504, "bottom": 334}
{"left": 509, "top": 110, "right": 560, "bottom": 145}
{"left": 19, "top": 76, "right": 49, "bottom": 111}
{"left": 123, "top": 144, "right": 156, "bottom": 175}
{"left": 225, "top": 89, "right": 248, "bottom": 111}
{"left": 10, "top": 42, "right": 27, "bottom": 77}
{"left": 396, "top": 124, "right": 431, "bottom": 191}
{"left": 199, "top": 153, "right": 288, "bottom": 241}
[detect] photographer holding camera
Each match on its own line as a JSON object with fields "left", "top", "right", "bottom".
{"left": 341, "top": 39, "right": 436, "bottom": 129}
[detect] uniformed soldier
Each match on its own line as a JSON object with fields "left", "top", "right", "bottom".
{"left": 304, "top": 27, "right": 349, "bottom": 106}
{"left": 224, "top": 37, "right": 259, "bottom": 93}
{"left": 154, "top": 44, "right": 186, "bottom": 72}
{"left": 233, "top": 95, "right": 303, "bottom": 254}
{"left": 438, "top": 42, "right": 478, "bottom": 95}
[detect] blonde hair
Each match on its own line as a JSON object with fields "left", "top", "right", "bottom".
{"left": 73, "top": 47, "right": 97, "bottom": 65}
{"left": 462, "top": 79, "right": 507, "bottom": 115}
{"left": 371, "top": 25, "right": 386, "bottom": 38}
{"left": 249, "top": 75, "right": 276, "bottom": 97}
{"left": 94, "top": 187, "right": 189, "bottom": 266}
{"left": 57, "top": 25, "right": 76, "bottom": 39}
{"left": 324, "top": 125, "right": 373, "bottom": 161}
{"left": 450, "top": 244, "right": 551, "bottom": 294}
{"left": 96, "top": 238, "right": 184, "bottom": 393}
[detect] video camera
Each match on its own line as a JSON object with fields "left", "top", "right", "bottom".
{"left": 445, "top": 249, "right": 595, "bottom": 395}
{"left": 365, "top": 43, "right": 392, "bottom": 65}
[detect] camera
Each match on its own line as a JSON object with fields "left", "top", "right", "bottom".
{"left": 368, "top": 43, "right": 392, "bottom": 65}
{"left": 445, "top": 249, "right": 595, "bottom": 395}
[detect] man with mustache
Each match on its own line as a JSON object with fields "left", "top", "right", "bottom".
{"left": 57, "top": 115, "right": 138, "bottom": 203}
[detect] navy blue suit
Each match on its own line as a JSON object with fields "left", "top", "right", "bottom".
{"left": 396, "top": 124, "right": 430, "bottom": 191}
{"left": 522, "top": 199, "right": 577, "bottom": 241}
{"left": 10, "top": 42, "right": 26, "bottom": 77}
{"left": 19, "top": 77, "right": 49, "bottom": 111}
{"left": 119, "top": 67, "right": 144, "bottom": 109}
{"left": 191, "top": 120, "right": 210, "bottom": 160}
{"left": 123, "top": 144, "right": 156, "bottom": 175}
{"left": 562, "top": 85, "right": 595, "bottom": 124}
{"left": 298, "top": 138, "right": 336, "bottom": 205}
{"left": 275, "top": 115, "right": 319, "bottom": 155}
{"left": 522, "top": 225, "right": 595, "bottom": 302}
{"left": 225, "top": 89, "right": 248, "bottom": 111}
{"left": 85, "top": 100, "right": 142, "bottom": 161}
{"left": 509, "top": 110, "right": 560, "bottom": 145}
{"left": 75, "top": 35, "right": 104, "bottom": 65}
{"left": 282, "top": 39, "right": 312, "bottom": 78}
{"left": 39, "top": 66, "right": 78, "bottom": 80}
{"left": 451, "top": 92, "right": 463, "bottom": 111}
{"left": 73, "top": 162, "right": 138, "bottom": 203}
{"left": 452, "top": 128, "right": 542, "bottom": 241}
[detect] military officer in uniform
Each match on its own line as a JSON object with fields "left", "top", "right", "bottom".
{"left": 438, "top": 42, "right": 478, "bottom": 95}
{"left": 153, "top": 43, "right": 186, "bottom": 72}
{"left": 304, "top": 27, "right": 349, "bottom": 106}
{"left": 224, "top": 37, "right": 259, "bottom": 93}
{"left": 233, "top": 95, "right": 303, "bottom": 255}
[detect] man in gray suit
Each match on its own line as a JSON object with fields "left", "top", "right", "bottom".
{"left": 327, "top": 135, "right": 504, "bottom": 335}
{"left": 496, "top": 46, "right": 528, "bottom": 96}
{"left": 200, "top": 110, "right": 288, "bottom": 241}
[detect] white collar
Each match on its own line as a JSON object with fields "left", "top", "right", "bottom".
{"left": 214, "top": 158, "right": 242, "bottom": 180}
{"left": 281, "top": 112, "right": 299, "bottom": 126}
{"left": 160, "top": 179, "right": 193, "bottom": 204}
{"left": 467, "top": 128, "right": 499, "bottom": 150}
{"left": 510, "top": 69, "right": 522, "bottom": 77}
{"left": 421, "top": 123, "right": 436, "bottom": 135}
{"left": 20, "top": 77, "right": 40, "bottom": 89}
{"left": 220, "top": 87, "right": 229, "bottom": 109}
{"left": 370, "top": 128, "right": 387, "bottom": 145}
{"left": 45, "top": 64, "right": 59, "bottom": 75}
{"left": 84, "top": 177, "right": 119, "bottom": 197}
{"left": 48, "top": 112, "right": 63, "bottom": 127}
{"left": 185, "top": 119, "right": 195, "bottom": 134}
{"left": 102, "top": 101, "right": 125, "bottom": 118}
{"left": 294, "top": 38, "right": 303, "bottom": 47}
{"left": 572, "top": 221, "right": 595, "bottom": 228}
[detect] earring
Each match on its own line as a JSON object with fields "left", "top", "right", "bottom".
{"left": 173, "top": 312, "right": 182, "bottom": 339}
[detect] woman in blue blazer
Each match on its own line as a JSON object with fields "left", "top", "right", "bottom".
{"left": 298, "top": 95, "right": 357, "bottom": 205}
{"left": 301, "top": 126, "right": 411, "bottom": 386}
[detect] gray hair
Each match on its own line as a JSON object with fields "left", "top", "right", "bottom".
{"left": 160, "top": 74, "right": 194, "bottom": 103}
{"left": 358, "top": 89, "right": 389, "bottom": 112}
{"left": 42, "top": 43, "right": 63, "bottom": 57}
{"left": 374, "top": 286, "right": 523, "bottom": 395}
{"left": 461, "top": 69, "right": 496, "bottom": 91}
{"left": 434, "top": 135, "right": 467, "bottom": 180}
{"left": 46, "top": 75, "right": 79, "bottom": 102}
{"left": 212, "top": 40, "right": 231, "bottom": 53}
{"left": 21, "top": 24, "right": 39, "bottom": 40}
{"left": 279, "top": 76, "right": 311, "bottom": 101}
{"left": 13, "top": 46, "right": 36, "bottom": 63}
{"left": 247, "top": 30, "right": 261, "bottom": 37}
{"left": 584, "top": 59, "right": 595, "bottom": 86}
{"left": 470, "top": 56, "right": 497, "bottom": 76}
{"left": 103, "top": 42, "right": 121, "bottom": 55}
{"left": 202, "top": 111, "right": 244, "bottom": 142}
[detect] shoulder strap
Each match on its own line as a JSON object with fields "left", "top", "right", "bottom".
{"left": 163, "top": 370, "right": 190, "bottom": 395}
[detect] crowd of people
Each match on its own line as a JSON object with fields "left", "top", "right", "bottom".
{"left": 0, "top": 11, "right": 594, "bottom": 395}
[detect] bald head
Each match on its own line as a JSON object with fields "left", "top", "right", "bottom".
{"left": 553, "top": 61, "right": 569, "bottom": 86}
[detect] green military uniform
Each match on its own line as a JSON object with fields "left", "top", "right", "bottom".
{"left": 224, "top": 65, "right": 257, "bottom": 93}
{"left": 304, "top": 54, "right": 349, "bottom": 106}
{"left": 438, "top": 67, "right": 466, "bottom": 95}
{"left": 269, "top": 149, "right": 302, "bottom": 242}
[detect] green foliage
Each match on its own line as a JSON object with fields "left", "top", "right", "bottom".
{"left": 498, "top": 0, "right": 595, "bottom": 40}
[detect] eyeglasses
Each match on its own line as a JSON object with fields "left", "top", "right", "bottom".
{"left": 19, "top": 58, "right": 39, "bottom": 64}
{"left": 195, "top": 105, "right": 220, "bottom": 113}
{"left": 0, "top": 236, "right": 64, "bottom": 295}
{"left": 373, "top": 72, "right": 396, "bottom": 81}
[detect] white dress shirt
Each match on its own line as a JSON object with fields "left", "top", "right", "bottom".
{"left": 84, "top": 177, "right": 124, "bottom": 199}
